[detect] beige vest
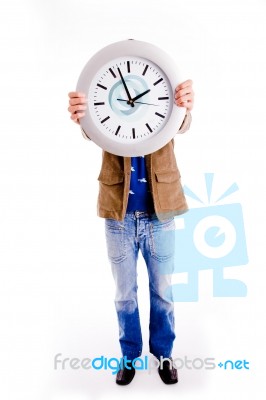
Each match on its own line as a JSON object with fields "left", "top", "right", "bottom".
{"left": 91, "top": 112, "right": 192, "bottom": 221}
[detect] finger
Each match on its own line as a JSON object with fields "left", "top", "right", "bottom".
{"left": 175, "top": 98, "right": 194, "bottom": 111}
{"left": 175, "top": 87, "right": 194, "bottom": 100}
{"left": 175, "top": 79, "right": 193, "bottom": 91}
{"left": 175, "top": 93, "right": 194, "bottom": 104}
{"left": 68, "top": 91, "right": 86, "bottom": 99}
{"left": 70, "top": 113, "right": 80, "bottom": 123}
{"left": 70, "top": 112, "right": 85, "bottom": 124}
{"left": 69, "top": 97, "right": 87, "bottom": 106}
{"left": 68, "top": 104, "right": 87, "bottom": 113}
{"left": 71, "top": 115, "right": 80, "bottom": 124}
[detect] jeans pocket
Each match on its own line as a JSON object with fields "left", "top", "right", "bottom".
{"left": 149, "top": 218, "right": 176, "bottom": 262}
{"left": 105, "top": 219, "right": 127, "bottom": 264}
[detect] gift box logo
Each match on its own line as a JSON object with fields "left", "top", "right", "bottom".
{"left": 163, "top": 173, "right": 249, "bottom": 302}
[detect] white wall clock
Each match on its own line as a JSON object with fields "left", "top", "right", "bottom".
{"left": 76, "top": 39, "right": 186, "bottom": 157}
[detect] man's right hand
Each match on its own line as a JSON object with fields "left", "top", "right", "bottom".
{"left": 68, "top": 92, "right": 87, "bottom": 124}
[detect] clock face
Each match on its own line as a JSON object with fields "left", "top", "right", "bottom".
{"left": 77, "top": 39, "right": 186, "bottom": 156}
{"left": 88, "top": 56, "right": 173, "bottom": 144}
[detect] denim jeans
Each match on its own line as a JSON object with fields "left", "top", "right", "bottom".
{"left": 105, "top": 211, "right": 176, "bottom": 360}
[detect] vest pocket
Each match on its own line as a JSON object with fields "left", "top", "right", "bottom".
{"left": 155, "top": 170, "right": 180, "bottom": 183}
{"left": 97, "top": 170, "right": 124, "bottom": 211}
{"left": 98, "top": 170, "right": 124, "bottom": 185}
{"left": 155, "top": 170, "right": 184, "bottom": 210}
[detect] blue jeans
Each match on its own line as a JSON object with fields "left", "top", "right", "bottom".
{"left": 105, "top": 211, "right": 176, "bottom": 360}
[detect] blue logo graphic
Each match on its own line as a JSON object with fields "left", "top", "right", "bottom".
{"left": 163, "top": 173, "right": 249, "bottom": 302}
{"left": 53, "top": 353, "right": 250, "bottom": 374}
{"left": 217, "top": 360, "right": 250, "bottom": 370}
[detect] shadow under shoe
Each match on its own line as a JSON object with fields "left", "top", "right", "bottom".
{"left": 116, "top": 360, "right": 136, "bottom": 385}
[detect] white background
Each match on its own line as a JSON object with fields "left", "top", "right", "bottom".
{"left": 0, "top": 0, "right": 265, "bottom": 399}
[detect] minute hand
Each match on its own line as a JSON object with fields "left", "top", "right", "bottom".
{"left": 117, "top": 67, "right": 133, "bottom": 106}
{"left": 131, "top": 89, "right": 151, "bottom": 103}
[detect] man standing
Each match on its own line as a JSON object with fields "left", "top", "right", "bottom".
{"left": 68, "top": 78, "right": 194, "bottom": 385}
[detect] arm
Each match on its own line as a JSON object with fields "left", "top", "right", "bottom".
{"left": 174, "top": 79, "right": 194, "bottom": 134}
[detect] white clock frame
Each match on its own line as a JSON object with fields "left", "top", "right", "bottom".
{"left": 76, "top": 39, "right": 186, "bottom": 157}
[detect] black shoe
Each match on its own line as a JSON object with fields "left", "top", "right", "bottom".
{"left": 116, "top": 360, "right": 135, "bottom": 385}
{"left": 158, "top": 358, "right": 178, "bottom": 384}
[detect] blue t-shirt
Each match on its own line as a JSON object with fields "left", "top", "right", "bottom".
{"left": 126, "top": 156, "right": 154, "bottom": 212}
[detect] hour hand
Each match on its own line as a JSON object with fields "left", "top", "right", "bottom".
{"left": 131, "top": 89, "right": 151, "bottom": 103}
{"left": 117, "top": 67, "right": 134, "bottom": 107}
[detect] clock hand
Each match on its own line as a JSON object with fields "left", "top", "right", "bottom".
{"left": 131, "top": 89, "right": 151, "bottom": 103}
{"left": 117, "top": 67, "right": 134, "bottom": 107}
{"left": 117, "top": 98, "right": 159, "bottom": 106}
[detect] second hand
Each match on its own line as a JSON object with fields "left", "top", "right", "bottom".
{"left": 117, "top": 98, "right": 159, "bottom": 106}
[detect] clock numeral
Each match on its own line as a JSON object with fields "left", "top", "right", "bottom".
{"left": 132, "top": 128, "right": 136, "bottom": 139}
{"left": 158, "top": 97, "right": 169, "bottom": 100}
{"left": 115, "top": 125, "right": 121, "bottom": 136}
{"left": 127, "top": 61, "right": 130, "bottom": 73}
{"left": 97, "top": 83, "right": 107, "bottom": 90}
{"left": 94, "top": 102, "right": 105, "bottom": 106}
{"left": 146, "top": 123, "right": 153, "bottom": 133}
{"left": 101, "top": 116, "right": 110, "bottom": 124}
{"left": 155, "top": 112, "right": 165, "bottom": 119}
{"left": 142, "top": 64, "right": 149, "bottom": 76}
{"left": 109, "top": 68, "right": 116, "bottom": 78}
{"left": 153, "top": 78, "right": 163, "bottom": 86}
